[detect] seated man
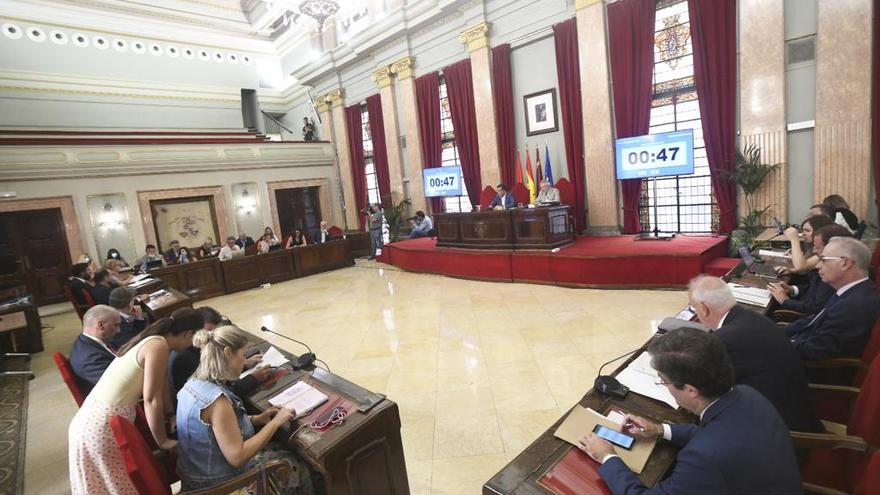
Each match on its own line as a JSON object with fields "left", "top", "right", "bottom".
{"left": 535, "top": 179, "right": 560, "bottom": 206}
{"left": 234, "top": 232, "right": 254, "bottom": 250}
{"left": 785, "top": 237, "right": 880, "bottom": 372}
{"left": 107, "top": 286, "right": 146, "bottom": 349}
{"left": 409, "top": 211, "right": 433, "bottom": 239}
{"left": 218, "top": 236, "right": 241, "bottom": 261}
{"left": 488, "top": 184, "right": 516, "bottom": 210}
{"left": 197, "top": 237, "right": 218, "bottom": 258}
{"left": 317, "top": 220, "right": 337, "bottom": 243}
{"left": 88, "top": 269, "right": 115, "bottom": 306}
{"left": 163, "top": 240, "right": 181, "bottom": 264}
{"left": 68, "top": 262, "right": 92, "bottom": 307}
{"left": 136, "top": 244, "right": 166, "bottom": 271}
{"left": 688, "top": 275, "right": 823, "bottom": 433}
{"left": 69, "top": 305, "right": 120, "bottom": 394}
{"left": 579, "top": 328, "right": 801, "bottom": 494}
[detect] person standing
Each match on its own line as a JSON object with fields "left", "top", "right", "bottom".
{"left": 368, "top": 204, "right": 384, "bottom": 259}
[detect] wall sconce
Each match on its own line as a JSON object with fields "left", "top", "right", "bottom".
{"left": 98, "top": 202, "right": 124, "bottom": 231}
{"left": 237, "top": 189, "right": 257, "bottom": 216}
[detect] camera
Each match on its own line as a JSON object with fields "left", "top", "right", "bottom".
{"left": 359, "top": 207, "right": 372, "bottom": 215}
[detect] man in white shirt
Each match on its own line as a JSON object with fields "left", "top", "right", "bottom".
{"left": 69, "top": 305, "right": 121, "bottom": 393}
{"left": 218, "top": 236, "right": 242, "bottom": 261}
{"left": 409, "top": 211, "right": 433, "bottom": 238}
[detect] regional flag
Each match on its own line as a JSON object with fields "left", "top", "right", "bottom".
{"left": 515, "top": 149, "right": 524, "bottom": 185}
{"left": 535, "top": 146, "right": 543, "bottom": 184}
{"left": 525, "top": 146, "right": 536, "bottom": 203}
{"left": 544, "top": 142, "right": 554, "bottom": 185}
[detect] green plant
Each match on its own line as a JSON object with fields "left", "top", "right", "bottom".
{"left": 721, "top": 144, "right": 782, "bottom": 244}
{"left": 383, "top": 198, "right": 412, "bottom": 242}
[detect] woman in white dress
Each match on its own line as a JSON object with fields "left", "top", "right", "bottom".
{"left": 68, "top": 307, "right": 205, "bottom": 494}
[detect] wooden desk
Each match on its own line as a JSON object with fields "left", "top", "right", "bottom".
{"left": 483, "top": 344, "right": 693, "bottom": 494}
{"left": 292, "top": 239, "right": 354, "bottom": 277}
{"left": 150, "top": 258, "right": 225, "bottom": 302}
{"left": 127, "top": 276, "right": 164, "bottom": 295}
{"left": 242, "top": 340, "right": 409, "bottom": 495}
{"left": 141, "top": 288, "right": 192, "bottom": 320}
{"left": 220, "top": 249, "right": 297, "bottom": 294}
{"left": 345, "top": 232, "right": 372, "bottom": 258}
{"left": 436, "top": 206, "right": 573, "bottom": 250}
{"left": 0, "top": 300, "right": 41, "bottom": 353}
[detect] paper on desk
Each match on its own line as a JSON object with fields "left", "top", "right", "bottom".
{"left": 127, "top": 274, "right": 151, "bottom": 285}
{"left": 268, "top": 381, "right": 328, "bottom": 417}
{"left": 554, "top": 406, "right": 656, "bottom": 474}
{"left": 758, "top": 249, "right": 791, "bottom": 259}
{"left": 727, "top": 284, "right": 772, "bottom": 307}
{"left": 614, "top": 353, "right": 678, "bottom": 409}
{"left": 239, "top": 346, "right": 288, "bottom": 378}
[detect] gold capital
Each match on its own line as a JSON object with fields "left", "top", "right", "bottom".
{"left": 316, "top": 97, "right": 331, "bottom": 113}
{"left": 459, "top": 22, "right": 490, "bottom": 52}
{"left": 575, "top": 0, "right": 602, "bottom": 10}
{"left": 390, "top": 56, "right": 416, "bottom": 80}
{"left": 372, "top": 66, "right": 393, "bottom": 88}
{"left": 324, "top": 89, "right": 344, "bottom": 108}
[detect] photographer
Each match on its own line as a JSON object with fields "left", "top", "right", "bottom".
{"left": 365, "top": 204, "right": 385, "bottom": 259}
{"left": 409, "top": 211, "right": 433, "bottom": 239}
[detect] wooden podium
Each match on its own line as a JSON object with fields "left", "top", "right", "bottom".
{"left": 435, "top": 206, "right": 573, "bottom": 250}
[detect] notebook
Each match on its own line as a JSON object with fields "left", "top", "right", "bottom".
{"left": 554, "top": 406, "right": 657, "bottom": 474}
{"left": 269, "top": 381, "right": 328, "bottom": 418}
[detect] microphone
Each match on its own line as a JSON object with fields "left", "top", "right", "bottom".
{"left": 593, "top": 345, "right": 647, "bottom": 399}
{"left": 260, "top": 326, "right": 316, "bottom": 369}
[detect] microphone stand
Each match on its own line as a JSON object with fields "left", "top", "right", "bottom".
{"left": 260, "top": 326, "right": 316, "bottom": 369}
{"left": 593, "top": 345, "right": 647, "bottom": 398}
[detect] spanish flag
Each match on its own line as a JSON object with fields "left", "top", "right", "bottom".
{"left": 525, "top": 145, "right": 537, "bottom": 203}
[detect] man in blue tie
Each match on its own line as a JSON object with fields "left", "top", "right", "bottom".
{"left": 578, "top": 328, "right": 801, "bottom": 494}
{"left": 785, "top": 237, "right": 879, "bottom": 375}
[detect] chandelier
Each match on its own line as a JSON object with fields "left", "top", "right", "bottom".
{"left": 298, "top": 0, "right": 339, "bottom": 28}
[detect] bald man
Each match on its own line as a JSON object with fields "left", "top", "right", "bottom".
{"left": 688, "top": 275, "right": 822, "bottom": 433}
{"left": 69, "top": 305, "right": 121, "bottom": 393}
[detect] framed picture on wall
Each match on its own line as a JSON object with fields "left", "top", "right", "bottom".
{"left": 523, "top": 88, "right": 559, "bottom": 136}
{"left": 150, "top": 196, "right": 220, "bottom": 251}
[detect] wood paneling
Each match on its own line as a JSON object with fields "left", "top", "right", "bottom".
{"left": 292, "top": 239, "right": 353, "bottom": 277}
{"left": 150, "top": 257, "right": 225, "bottom": 302}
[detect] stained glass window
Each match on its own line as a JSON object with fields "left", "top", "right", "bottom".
{"left": 640, "top": 0, "right": 718, "bottom": 233}
{"left": 439, "top": 76, "right": 473, "bottom": 213}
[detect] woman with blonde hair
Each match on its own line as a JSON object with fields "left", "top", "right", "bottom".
{"left": 68, "top": 307, "right": 204, "bottom": 494}
{"left": 104, "top": 258, "right": 132, "bottom": 285}
{"left": 176, "top": 326, "right": 315, "bottom": 493}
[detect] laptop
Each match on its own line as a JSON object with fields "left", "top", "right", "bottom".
{"left": 738, "top": 246, "right": 779, "bottom": 278}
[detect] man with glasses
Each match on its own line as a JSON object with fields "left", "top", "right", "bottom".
{"left": 785, "top": 237, "right": 879, "bottom": 379}
{"left": 578, "top": 328, "right": 801, "bottom": 494}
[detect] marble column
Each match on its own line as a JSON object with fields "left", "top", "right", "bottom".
{"left": 315, "top": 97, "right": 342, "bottom": 225}
{"left": 813, "top": 0, "right": 873, "bottom": 218}
{"left": 372, "top": 66, "right": 406, "bottom": 205}
{"left": 739, "top": 0, "right": 787, "bottom": 223}
{"left": 391, "top": 56, "right": 427, "bottom": 213}
{"left": 460, "top": 22, "right": 501, "bottom": 190}
{"left": 577, "top": 0, "right": 619, "bottom": 233}
{"left": 325, "top": 89, "right": 360, "bottom": 229}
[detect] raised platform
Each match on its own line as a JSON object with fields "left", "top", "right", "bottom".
{"left": 380, "top": 234, "right": 729, "bottom": 288}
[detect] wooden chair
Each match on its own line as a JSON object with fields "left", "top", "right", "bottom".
{"left": 801, "top": 447, "right": 879, "bottom": 494}
{"left": 81, "top": 288, "right": 95, "bottom": 309}
{"left": 53, "top": 352, "right": 86, "bottom": 407}
{"left": 110, "top": 415, "right": 291, "bottom": 495}
{"left": 328, "top": 225, "right": 344, "bottom": 238}
{"left": 803, "top": 318, "right": 880, "bottom": 388}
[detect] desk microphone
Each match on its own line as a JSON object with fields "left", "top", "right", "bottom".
{"left": 593, "top": 346, "right": 646, "bottom": 399}
{"left": 260, "top": 326, "right": 316, "bottom": 369}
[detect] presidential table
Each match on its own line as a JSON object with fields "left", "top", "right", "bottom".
{"left": 435, "top": 206, "right": 574, "bottom": 250}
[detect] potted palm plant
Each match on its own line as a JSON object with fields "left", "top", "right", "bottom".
{"left": 723, "top": 144, "right": 781, "bottom": 249}
{"left": 383, "top": 198, "right": 412, "bottom": 242}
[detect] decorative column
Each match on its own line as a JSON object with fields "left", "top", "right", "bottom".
{"left": 316, "top": 97, "right": 333, "bottom": 144}
{"left": 459, "top": 22, "right": 502, "bottom": 189}
{"left": 739, "top": 0, "right": 787, "bottom": 222}
{"left": 372, "top": 66, "right": 406, "bottom": 205}
{"left": 577, "top": 0, "right": 619, "bottom": 233}
{"left": 315, "top": 96, "right": 343, "bottom": 225}
{"left": 390, "top": 56, "right": 427, "bottom": 213}
{"left": 325, "top": 89, "right": 360, "bottom": 229}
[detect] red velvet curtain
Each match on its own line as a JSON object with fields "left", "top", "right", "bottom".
{"left": 415, "top": 71, "right": 444, "bottom": 213}
{"left": 366, "top": 94, "right": 392, "bottom": 207}
{"left": 873, "top": 0, "right": 880, "bottom": 220}
{"left": 608, "top": 0, "right": 656, "bottom": 234}
{"left": 344, "top": 104, "right": 367, "bottom": 230}
{"left": 688, "top": 0, "right": 738, "bottom": 233}
{"left": 492, "top": 44, "right": 516, "bottom": 187}
{"left": 444, "top": 59, "right": 482, "bottom": 208}
{"left": 553, "top": 18, "right": 587, "bottom": 232}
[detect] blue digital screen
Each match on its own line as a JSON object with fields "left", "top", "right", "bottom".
{"left": 615, "top": 129, "right": 695, "bottom": 180}
{"left": 423, "top": 166, "right": 463, "bottom": 197}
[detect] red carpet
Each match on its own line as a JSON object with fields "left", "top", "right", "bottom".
{"left": 380, "top": 235, "right": 729, "bottom": 288}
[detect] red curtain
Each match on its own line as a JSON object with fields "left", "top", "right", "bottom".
{"left": 873, "top": 0, "right": 880, "bottom": 220}
{"left": 688, "top": 0, "right": 738, "bottom": 233}
{"left": 608, "top": 0, "right": 656, "bottom": 234}
{"left": 444, "top": 59, "right": 482, "bottom": 208}
{"left": 344, "top": 104, "right": 367, "bottom": 230}
{"left": 415, "top": 71, "right": 444, "bottom": 213}
{"left": 366, "top": 94, "right": 392, "bottom": 207}
{"left": 492, "top": 44, "right": 517, "bottom": 187}
{"left": 553, "top": 18, "right": 587, "bottom": 232}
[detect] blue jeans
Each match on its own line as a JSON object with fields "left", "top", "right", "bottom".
{"left": 370, "top": 229, "right": 383, "bottom": 256}
{"left": 410, "top": 229, "right": 429, "bottom": 239}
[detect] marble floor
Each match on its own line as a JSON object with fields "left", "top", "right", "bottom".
{"left": 24, "top": 262, "right": 689, "bottom": 494}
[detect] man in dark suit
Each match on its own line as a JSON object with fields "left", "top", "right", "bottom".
{"left": 579, "top": 328, "right": 801, "bottom": 494}
{"left": 68, "top": 262, "right": 91, "bottom": 307}
{"left": 688, "top": 275, "right": 823, "bottom": 433}
{"left": 107, "top": 286, "right": 146, "bottom": 349}
{"left": 89, "top": 269, "right": 114, "bottom": 306}
{"left": 69, "top": 305, "right": 120, "bottom": 394}
{"left": 163, "top": 240, "right": 181, "bottom": 264}
{"left": 785, "top": 237, "right": 879, "bottom": 366}
{"left": 488, "top": 184, "right": 516, "bottom": 210}
{"left": 235, "top": 232, "right": 254, "bottom": 249}
{"left": 316, "top": 221, "right": 337, "bottom": 244}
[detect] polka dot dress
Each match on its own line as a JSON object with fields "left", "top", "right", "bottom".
{"left": 68, "top": 398, "right": 138, "bottom": 495}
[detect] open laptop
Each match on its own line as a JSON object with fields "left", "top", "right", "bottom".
{"left": 737, "top": 246, "right": 779, "bottom": 278}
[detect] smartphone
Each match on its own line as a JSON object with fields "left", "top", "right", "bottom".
{"left": 592, "top": 424, "right": 636, "bottom": 450}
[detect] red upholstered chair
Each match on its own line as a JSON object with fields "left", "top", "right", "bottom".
{"left": 480, "top": 185, "right": 496, "bottom": 210}
{"left": 81, "top": 288, "right": 95, "bottom": 309}
{"left": 110, "top": 415, "right": 291, "bottom": 495}
{"left": 53, "top": 352, "right": 86, "bottom": 407}
{"left": 801, "top": 450, "right": 880, "bottom": 495}
{"left": 805, "top": 318, "right": 880, "bottom": 389}
{"left": 554, "top": 178, "right": 574, "bottom": 207}
{"left": 511, "top": 183, "right": 529, "bottom": 205}
{"left": 328, "top": 225, "right": 343, "bottom": 237}
{"left": 63, "top": 285, "right": 86, "bottom": 321}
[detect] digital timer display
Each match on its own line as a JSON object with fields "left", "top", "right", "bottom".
{"left": 424, "top": 166, "right": 463, "bottom": 197}
{"left": 615, "top": 129, "right": 695, "bottom": 180}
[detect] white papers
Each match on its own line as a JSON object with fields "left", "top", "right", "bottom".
{"left": 127, "top": 273, "right": 150, "bottom": 284}
{"left": 727, "top": 283, "right": 772, "bottom": 307}
{"left": 758, "top": 249, "right": 790, "bottom": 259}
{"left": 239, "top": 346, "right": 288, "bottom": 378}
{"left": 268, "top": 381, "right": 328, "bottom": 417}
{"left": 615, "top": 353, "right": 678, "bottom": 409}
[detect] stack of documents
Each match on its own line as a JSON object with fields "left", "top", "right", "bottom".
{"left": 269, "top": 381, "right": 328, "bottom": 417}
{"left": 240, "top": 346, "right": 289, "bottom": 378}
{"left": 127, "top": 274, "right": 151, "bottom": 285}
{"left": 727, "top": 283, "right": 772, "bottom": 307}
{"left": 614, "top": 353, "right": 678, "bottom": 409}
{"left": 758, "top": 249, "right": 790, "bottom": 260}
